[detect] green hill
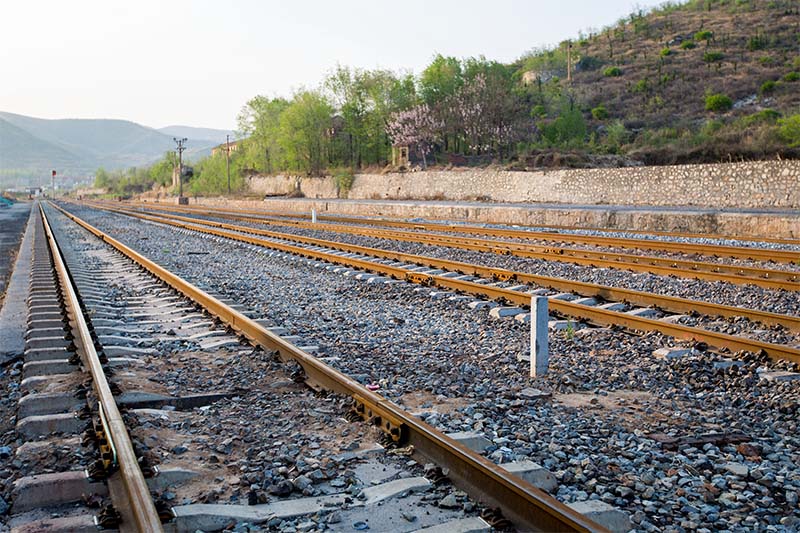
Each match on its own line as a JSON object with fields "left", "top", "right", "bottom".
{"left": 514, "top": 0, "right": 800, "bottom": 164}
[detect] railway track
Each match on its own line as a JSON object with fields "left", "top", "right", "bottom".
{"left": 130, "top": 201, "right": 800, "bottom": 264}
{"left": 120, "top": 202, "right": 800, "bottom": 291}
{"left": 78, "top": 202, "right": 800, "bottom": 364}
{"left": 19, "top": 201, "right": 610, "bottom": 532}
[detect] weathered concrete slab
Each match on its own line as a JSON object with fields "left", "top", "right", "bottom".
{"left": 16, "top": 413, "right": 82, "bottom": 438}
{"left": 652, "top": 347, "right": 691, "bottom": 360}
{"left": 467, "top": 300, "right": 498, "bottom": 310}
{"left": 22, "top": 359, "right": 75, "bottom": 378}
{"left": 548, "top": 293, "right": 578, "bottom": 301}
{"left": 171, "top": 477, "right": 431, "bottom": 531}
{"left": 489, "top": 306, "right": 525, "bottom": 319}
{"left": 626, "top": 307, "right": 660, "bottom": 318}
{"left": 17, "top": 392, "right": 81, "bottom": 418}
{"left": 446, "top": 431, "right": 492, "bottom": 453}
{"left": 8, "top": 513, "right": 99, "bottom": 533}
{"left": 501, "top": 460, "right": 557, "bottom": 492}
{"left": 597, "top": 302, "right": 627, "bottom": 312}
{"left": 758, "top": 370, "right": 800, "bottom": 382}
{"left": 12, "top": 470, "right": 107, "bottom": 512}
{"left": 567, "top": 500, "right": 632, "bottom": 533}
{"left": 24, "top": 347, "right": 70, "bottom": 362}
{"left": 412, "top": 517, "right": 491, "bottom": 533}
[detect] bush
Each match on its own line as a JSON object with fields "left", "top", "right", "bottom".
{"left": 603, "top": 66, "right": 623, "bottom": 77}
{"left": 660, "top": 47, "right": 672, "bottom": 57}
{"left": 591, "top": 104, "right": 609, "bottom": 120}
{"left": 530, "top": 104, "right": 547, "bottom": 118}
{"left": 740, "top": 109, "right": 781, "bottom": 126}
{"left": 705, "top": 93, "right": 733, "bottom": 112}
{"left": 782, "top": 72, "right": 800, "bottom": 82}
{"left": 760, "top": 80, "right": 777, "bottom": 94}
{"left": 680, "top": 40, "right": 697, "bottom": 49}
{"left": 778, "top": 114, "right": 800, "bottom": 147}
{"left": 694, "top": 30, "right": 713, "bottom": 42}
{"left": 633, "top": 79, "right": 649, "bottom": 93}
{"left": 747, "top": 35, "right": 767, "bottom": 51}
{"left": 576, "top": 55, "right": 603, "bottom": 71}
{"left": 703, "top": 51, "right": 724, "bottom": 63}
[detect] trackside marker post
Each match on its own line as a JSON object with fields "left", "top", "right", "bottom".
{"left": 530, "top": 296, "right": 549, "bottom": 377}
{"left": 311, "top": 209, "right": 317, "bottom": 224}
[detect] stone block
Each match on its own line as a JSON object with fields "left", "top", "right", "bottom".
{"left": 567, "top": 500, "right": 632, "bottom": 533}
{"left": 12, "top": 470, "right": 107, "bottom": 512}
{"left": 23, "top": 359, "right": 74, "bottom": 379}
{"left": 18, "top": 392, "right": 80, "bottom": 418}
{"left": 17, "top": 413, "right": 83, "bottom": 438}
{"left": 446, "top": 431, "right": 492, "bottom": 453}
{"left": 413, "top": 517, "right": 491, "bottom": 533}
{"left": 489, "top": 306, "right": 525, "bottom": 319}
{"left": 501, "top": 460, "right": 558, "bottom": 493}
{"left": 652, "top": 347, "right": 691, "bottom": 360}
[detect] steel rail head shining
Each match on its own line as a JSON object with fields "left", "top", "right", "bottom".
{"left": 39, "top": 203, "right": 164, "bottom": 533}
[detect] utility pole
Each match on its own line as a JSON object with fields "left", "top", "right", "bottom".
{"left": 225, "top": 134, "right": 231, "bottom": 194}
{"left": 173, "top": 137, "right": 188, "bottom": 198}
{"left": 567, "top": 40, "right": 573, "bottom": 83}
{"left": 51, "top": 170, "right": 56, "bottom": 198}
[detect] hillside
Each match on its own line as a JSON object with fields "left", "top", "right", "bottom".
{"left": 0, "top": 112, "right": 230, "bottom": 187}
{"left": 515, "top": 0, "right": 800, "bottom": 164}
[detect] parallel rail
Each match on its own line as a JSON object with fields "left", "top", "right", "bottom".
{"left": 100, "top": 203, "right": 800, "bottom": 332}
{"left": 50, "top": 201, "right": 604, "bottom": 532}
{"left": 122, "top": 202, "right": 800, "bottom": 290}
{"left": 131, "top": 201, "right": 800, "bottom": 264}
{"left": 40, "top": 204, "right": 164, "bottom": 532}
{"left": 82, "top": 203, "right": 800, "bottom": 364}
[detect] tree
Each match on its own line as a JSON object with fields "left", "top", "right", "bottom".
{"left": 278, "top": 90, "right": 333, "bottom": 175}
{"left": 93, "top": 167, "right": 110, "bottom": 189}
{"left": 386, "top": 103, "right": 443, "bottom": 168}
{"left": 419, "top": 55, "right": 463, "bottom": 106}
{"left": 237, "top": 96, "right": 290, "bottom": 173}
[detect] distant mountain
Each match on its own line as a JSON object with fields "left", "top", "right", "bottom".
{"left": 158, "top": 125, "right": 235, "bottom": 144}
{"left": 0, "top": 111, "right": 232, "bottom": 188}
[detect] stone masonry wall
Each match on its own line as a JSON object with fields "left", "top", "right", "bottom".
{"left": 245, "top": 160, "right": 799, "bottom": 209}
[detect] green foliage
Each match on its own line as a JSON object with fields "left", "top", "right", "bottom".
{"left": 575, "top": 56, "right": 603, "bottom": 71}
{"left": 540, "top": 103, "right": 587, "bottom": 148}
{"left": 591, "top": 104, "right": 609, "bottom": 120}
{"left": 758, "top": 55, "right": 776, "bottom": 65}
{"left": 93, "top": 167, "right": 110, "bottom": 189}
{"left": 739, "top": 109, "right": 781, "bottom": 126}
{"left": 680, "top": 40, "right": 697, "bottom": 49}
{"left": 660, "top": 47, "right": 672, "bottom": 57}
{"left": 747, "top": 34, "right": 767, "bottom": 51}
{"left": 419, "top": 54, "right": 463, "bottom": 105}
{"left": 604, "top": 120, "right": 631, "bottom": 151}
{"left": 603, "top": 66, "right": 623, "bottom": 77}
{"left": 278, "top": 90, "right": 333, "bottom": 176}
{"left": 189, "top": 151, "right": 246, "bottom": 196}
{"left": 530, "top": 104, "right": 547, "bottom": 118}
{"left": 633, "top": 79, "right": 649, "bottom": 93}
{"left": 705, "top": 93, "right": 733, "bottom": 112}
{"left": 331, "top": 167, "right": 355, "bottom": 197}
{"left": 782, "top": 72, "right": 800, "bottom": 82}
{"left": 703, "top": 51, "right": 724, "bottom": 62}
{"left": 759, "top": 80, "right": 777, "bottom": 94}
{"left": 694, "top": 30, "right": 714, "bottom": 42}
{"left": 777, "top": 114, "right": 800, "bottom": 147}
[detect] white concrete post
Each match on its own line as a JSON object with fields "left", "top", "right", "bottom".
{"left": 530, "top": 296, "right": 549, "bottom": 377}
{"left": 311, "top": 209, "right": 317, "bottom": 224}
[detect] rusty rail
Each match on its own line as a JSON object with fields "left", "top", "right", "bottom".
{"left": 82, "top": 202, "right": 800, "bottom": 363}
{"left": 40, "top": 204, "right": 163, "bottom": 532}
{"left": 49, "top": 201, "right": 604, "bottom": 532}
{"left": 121, "top": 202, "right": 800, "bottom": 290}
{"left": 129, "top": 201, "right": 800, "bottom": 264}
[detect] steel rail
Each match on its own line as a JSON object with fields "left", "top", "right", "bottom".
{"left": 130, "top": 201, "right": 800, "bottom": 264}
{"left": 49, "top": 202, "right": 604, "bottom": 532}
{"left": 85, "top": 203, "right": 800, "bottom": 364}
{"left": 39, "top": 204, "right": 164, "bottom": 533}
{"left": 100, "top": 204, "right": 800, "bottom": 332}
{"left": 121, "top": 202, "right": 799, "bottom": 290}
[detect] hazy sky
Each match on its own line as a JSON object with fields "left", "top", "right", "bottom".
{"left": 3, "top": 0, "right": 665, "bottom": 131}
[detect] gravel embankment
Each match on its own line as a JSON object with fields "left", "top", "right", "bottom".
{"left": 63, "top": 204, "right": 800, "bottom": 532}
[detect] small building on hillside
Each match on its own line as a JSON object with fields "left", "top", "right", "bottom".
{"left": 211, "top": 139, "right": 241, "bottom": 156}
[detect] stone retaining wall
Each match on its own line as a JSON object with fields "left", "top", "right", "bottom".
{"left": 245, "top": 160, "right": 799, "bottom": 209}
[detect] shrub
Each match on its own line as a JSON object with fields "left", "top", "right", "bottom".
{"left": 530, "top": 104, "right": 547, "bottom": 118}
{"left": 332, "top": 168, "right": 355, "bottom": 197}
{"left": 680, "top": 40, "right": 697, "bottom": 49}
{"left": 591, "top": 104, "right": 609, "bottom": 120}
{"left": 759, "top": 56, "right": 776, "bottom": 66}
{"left": 633, "top": 78, "right": 649, "bottom": 93}
{"left": 603, "top": 66, "right": 623, "bottom": 77}
{"left": 705, "top": 93, "right": 733, "bottom": 112}
{"left": 694, "top": 30, "right": 713, "bottom": 42}
{"left": 760, "top": 80, "right": 777, "bottom": 94}
{"left": 660, "top": 47, "right": 672, "bottom": 57}
{"left": 778, "top": 114, "right": 800, "bottom": 147}
{"left": 747, "top": 35, "right": 767, "bottom": 51}
{"left": 576, "top": 55, "right": 603, "bottom": 71}
{"left": 740, "top": 109, "right": 781, "bottom": 126}
{"left": 703, "top": 51, "right": 724, "bottom": 63}
{"left": 782, "top": 72, "right": 800, "bottom": 82}
{"left": 794, "top": 56, "right": 800, "bottom": 70}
